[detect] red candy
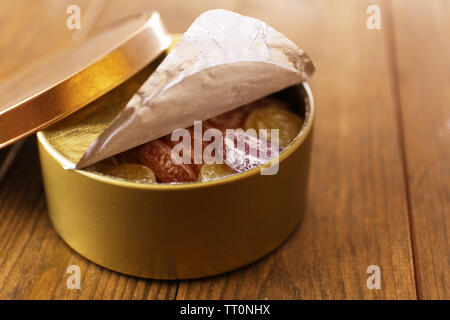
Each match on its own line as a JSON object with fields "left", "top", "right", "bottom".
{"left": 139, "top": 140, "right": 197, "bottom": 183}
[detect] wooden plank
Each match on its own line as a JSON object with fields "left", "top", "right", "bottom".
{"left": 0, "top": 139, "right": 177, "bottom": 299}
{"left": 0, "top": 0, "right": 178, "bottom": 300}
{"left": 0, "top": 139, "right": 178, "bottom": 299}
{"left": 0, "top": 0, "right": 421, "bottom": 299}
{"left": 390, "top": 0, "right": 450, "bottom": 299}
{"left": 170, "top": 0, "right": 417, "bottom": 299}
{"left": 0, "top": 0, "right": 162, "bottom": 84}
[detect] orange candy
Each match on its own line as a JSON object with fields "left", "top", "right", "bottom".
{"left": 162, "top": 126, "right": 209, "bottom": 174}
{"left": 139, "top": 140, "right": 197, "bottom": 183}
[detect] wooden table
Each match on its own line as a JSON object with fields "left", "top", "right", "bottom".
{"left": 0, "top": 0, "right": 448, "bottom": 299}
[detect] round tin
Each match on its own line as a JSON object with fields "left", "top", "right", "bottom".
{"left": 37, "top": 83, "right": 314, "bottom": 279}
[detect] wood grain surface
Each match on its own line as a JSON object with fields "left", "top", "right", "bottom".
{"left": 389, "top": 0, "right": 450, "bottom": 299}
{"left": 0, "top": 0, "right": 448, "bottom": 299}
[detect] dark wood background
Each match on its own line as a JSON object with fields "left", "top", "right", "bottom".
{"left": 0, "top": 0, "right": 448, "bottom": 299}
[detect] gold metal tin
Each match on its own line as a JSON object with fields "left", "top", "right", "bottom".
{"left": 37, "top": 84, "right": 315, "bottom": 279}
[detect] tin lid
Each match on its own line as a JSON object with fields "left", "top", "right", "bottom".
{"left": 0, "top": 11, "right": 171, "bottom": 149}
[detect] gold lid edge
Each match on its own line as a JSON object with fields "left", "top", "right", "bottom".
{"left": 0, "top": 12, "right": 171, "bottom": 149}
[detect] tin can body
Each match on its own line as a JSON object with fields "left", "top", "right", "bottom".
{"left": 37, "top": 84, "right": 314, "bottom": 279}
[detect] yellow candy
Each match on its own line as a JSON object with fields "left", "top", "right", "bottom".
{"left": 197, "top": 163, "right": 234, "bottom": 182}
{"left": 99, "top": 164, "right": 157, "bottom": 184}
{"left": 244, "top": 104, "right": 303, "bottom": 148}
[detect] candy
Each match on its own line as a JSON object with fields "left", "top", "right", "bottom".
{"left": 197, "top": 163, "right": 234, "bottom": 182}
{"left": 205, "top": 107, "right": 247, "bottom": 131}
{"left": 90, "top": 95, "right": 298, "bottom": 183}
{"left": 244, "top": 103, "right": 303, "bottom": 148}
{"left": 99, "top": 163, "right": 156, "bottom": 184}
{"left": 224, "top": 130, "right": 280, "bottom": 173}
{"left": 163, "top": 126, "right": 208, "bottom": 174}
{"left": 139, "top": 140, "right": 197, "bottom": 183}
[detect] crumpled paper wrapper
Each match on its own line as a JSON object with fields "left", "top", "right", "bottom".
{"left": 48, "top": 9, "right": 314, "bottom": 169}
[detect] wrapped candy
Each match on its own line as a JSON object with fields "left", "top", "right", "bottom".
{"left": 223, "top": 129, "right": 281, "bottom": 173}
